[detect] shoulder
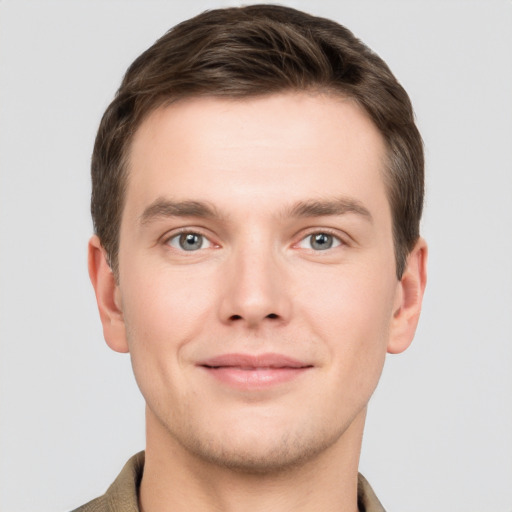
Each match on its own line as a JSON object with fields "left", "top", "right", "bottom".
{"left": 71, "top": 494, "right": 107, "bottom": 512}
{"left": 357, "top": 473, "right": 386, "bottom": 512}
{"left": 70, "top": 452, "right": 145, "bottom": 512}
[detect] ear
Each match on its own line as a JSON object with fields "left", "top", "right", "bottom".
{"left": 88, "top": 235, "right": 129, "bottom": 353}
{"left": 387, "top": 238, "right": 428, "bottom": 354}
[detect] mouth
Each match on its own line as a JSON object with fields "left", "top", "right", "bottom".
{"left": 198, "top": 353, "right": 313, "bottom": 389}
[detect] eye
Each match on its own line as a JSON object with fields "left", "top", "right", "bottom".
{"left": 167, "top": 232, "right": 212, "bottom": 251}
{"left": 298, "top": 232, "right": 342, "bottom": 251}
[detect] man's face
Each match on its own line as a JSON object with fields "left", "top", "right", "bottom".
{"left": 105, "top": 93, "right": 411, "bottom": 471}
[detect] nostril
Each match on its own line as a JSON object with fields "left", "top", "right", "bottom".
{"left": 229, "top": 313, "right": 278, "bottom": 321}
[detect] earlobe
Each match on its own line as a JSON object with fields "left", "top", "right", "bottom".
{"left": 387, "top": 238, "right": 428, "bottom": 354}
{"left": 88, "top": 235, "right": 129, "bottom": 353}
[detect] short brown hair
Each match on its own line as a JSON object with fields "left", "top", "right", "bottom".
{"left": 91, "top": 4, "right": 423, "bottom": 279}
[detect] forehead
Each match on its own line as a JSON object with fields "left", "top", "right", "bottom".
{"left": 124, "top": 93, "right": 389, "bottom": 220}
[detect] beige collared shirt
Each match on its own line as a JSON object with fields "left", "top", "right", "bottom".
{"left": 72, "top": 452, "right": 385, "bottom": 512}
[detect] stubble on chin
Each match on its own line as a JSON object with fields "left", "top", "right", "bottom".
{"left": 162, "top": 412, "right": 356, "bottom": 476}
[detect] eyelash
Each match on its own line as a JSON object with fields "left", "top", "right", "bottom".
{"left": 294, "top": 229, "right": 346, "bottom": 251}
{"left": 163, "top": 229, "right": 216, "bottom": 252}
{"left": 162, "top": 228, "right": 347, "bottom": 253}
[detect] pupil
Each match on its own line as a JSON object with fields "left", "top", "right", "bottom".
{"left": 180, "top": 233, "right": 202, "bottom": 250}
{"left": 312, "top": 233, "right": 332, "bottom": 250}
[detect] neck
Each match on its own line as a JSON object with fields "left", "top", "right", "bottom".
{"left": 139, "top": 407, "right": 366, "bottom": 512}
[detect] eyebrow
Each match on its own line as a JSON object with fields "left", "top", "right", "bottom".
{"left": 139, "top": 198, "right": 219, "bottom": 225}
{"left": 139, "top": 196, "right": 373, "bottom": 226}
{"left": 287, "top": 198, "right": 373, "bottom": 222}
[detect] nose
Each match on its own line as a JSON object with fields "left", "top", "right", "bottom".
{"left": 218, "top": 241, "right": 292, "bottom": 328}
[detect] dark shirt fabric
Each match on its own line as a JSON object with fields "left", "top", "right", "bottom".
{"left": 72, "top": 452, "right": 386, "bottom": 512}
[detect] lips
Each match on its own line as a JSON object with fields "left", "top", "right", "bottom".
{"left": 198, "top": 353, "right": 313, "bottom": 389}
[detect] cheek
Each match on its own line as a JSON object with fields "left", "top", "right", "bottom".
{"left": 297, "top": 268, "right": 395, "bottom": 419}
{"left": 121, "top": 261, "right": 216, "bottom": 341}
{"left": 296, "top": 262, "right": 396, "bottom": 363}
{"left": 118, "top": 263, "right": 219, "bottom": 392}
{"left": 118, "top": 270, "right": 216, "bottom": 423}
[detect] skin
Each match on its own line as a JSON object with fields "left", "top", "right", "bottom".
{"left": 89, "top": 93, "right": 427, "bottom": 512}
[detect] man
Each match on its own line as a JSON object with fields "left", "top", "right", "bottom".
{"left": 76, "top": 4, "right": 427, "bottom": 511}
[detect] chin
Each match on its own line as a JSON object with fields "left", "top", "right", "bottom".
{"left": 174, "top": 417, "right": 348, "bottom": 475}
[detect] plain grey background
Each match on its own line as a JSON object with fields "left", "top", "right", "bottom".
{"left": 1, "top": 1, "right": 511, "bottom": 511}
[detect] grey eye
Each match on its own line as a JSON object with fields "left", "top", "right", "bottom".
{"left": 180, "top": 233, "right": 203, "bottom": 250}
{"left": 168, "top": 232, "right": 211, "bottom": 251}
{"left": 310, "top": 233, "right": 334, "bottom": 250}
{"left": 297, "top": 232, "right": 342, "bottom": 251}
